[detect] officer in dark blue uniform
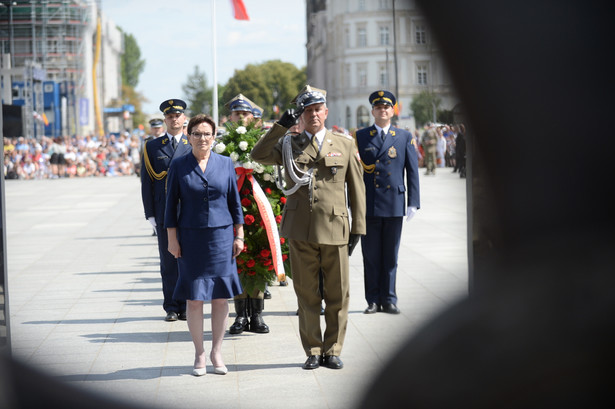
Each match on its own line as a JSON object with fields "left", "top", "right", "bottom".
{"left": 355, "top": 90, "right": 420, "bottom": 315}
{"left": 141, "top": 99, "right": 191, "bottom": 321}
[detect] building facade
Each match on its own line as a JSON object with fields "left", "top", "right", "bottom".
{"left": 306, "top": 0, "right": 459, "bottom": 131}
{"left": 0, "top": 0, "right": 122, "bottom": 138}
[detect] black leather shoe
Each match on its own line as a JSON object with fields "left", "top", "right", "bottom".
{"left": 164, "top": 311, "right": 178, "bottom": 321}
{"left": 381, "top": 303, "right": 401, "bottom": 314}
{"left": 302, "top": 355, "right": 322, "bottom": 370}
{"left": 323, "top": 355, "right": 343, "bottom": 369}
{"left": 264, "top": 289, "right": 272, "bottom": 299}
{"left": 364, "top": 303, "right": 379, "bottom": 314}
{"left": 178, "top": 312, "right": 187, "bottom": 320}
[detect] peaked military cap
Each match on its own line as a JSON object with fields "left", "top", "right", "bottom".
{"left": 159, "top": 99, "right": 187, "bottom": 114}
{"left": 369, "top": 90, "right": 396, "bottom": 107}
{"left": 291, "top": 85, "right": 327, "bottom": 109}
{"left": 149, "top": 118, "right": 164, "bottom": 127}
{"left": 225, "top": 94, "right": 254, "bottom": 112}
{"left": 251, "top": 104, "right": 264, "bottom": 118}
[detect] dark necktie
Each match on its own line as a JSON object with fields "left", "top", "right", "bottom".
{"left": 311, "top": 135, "right": 319, "bottom": 151}
{"left": 171, "top": 137, "right": 177, "bottom": 150}
{"left": 380, "top": 130, "right": 386, "bottom": 141}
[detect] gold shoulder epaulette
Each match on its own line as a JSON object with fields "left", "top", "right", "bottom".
{"left": 143, "top": 140, "right": 168, "bottom": 181}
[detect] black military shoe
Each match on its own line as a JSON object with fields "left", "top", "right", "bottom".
{"left": 165, "top": 311, "right": 178, "bottom": 321}
{"left": 323, "top": 355, "right": 343, "bottom": 369}
{"left": 302, "top": 355, "right": 322, "bottom": 370}
{"left": 381, "top": 303, "right": 401, "bottom": 314}
{"left": 364, "top": 303, "right": 379, "bottom": 314}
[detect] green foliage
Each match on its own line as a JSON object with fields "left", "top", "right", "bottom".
{"left": 410, "top": 91, "right": 441, "bottom": 127}
{"left": 221, "top": 60, "right": 306, "bottom": 120}
{"left": 182, "top": 66, "right": 214, "bottom": 116}
{"left": 120, "top": 32, "right": 145, "bottom": 88}
{"left": 214, "top": 121, "right": 291, "bottom": 294}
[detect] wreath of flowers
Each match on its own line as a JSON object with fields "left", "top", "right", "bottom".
{"left": 214, "top": 120, "right": 291, "bottom": 295}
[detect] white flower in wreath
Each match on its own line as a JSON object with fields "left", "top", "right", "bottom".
{"left": 238, "top": 140, "right": 249, "bottom": 151}
{"left": 236, "top": 126, "right": 247, "bottom": 135}
{"left": 230, "top": 152, "right": 239, "bottom": 162}
{"left": 242, "top": 161, "right": 254, "bottom": 170}
{"left": 263, "top": 173, "right": 272, "bottom": 181}
{"left": 214, "top": 142, "right": 226, "bottom": 154}
{"left": 254, "top": 163, "right": 264, "bottom": 174}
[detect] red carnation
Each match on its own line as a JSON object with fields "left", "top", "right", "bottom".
{"left": 263, "top": 259, "right": 272, "bottom": 266}
{"left": 265, "top": 188, "right": 272, "bottom": 194}
{"left": 280, "top": 238, "right": 285, "bottom": 244}
{"left": 282, "top": 254, "right": 288, "bottom": 261}
{"left": 260, "top": 249, "right": 271, "bottom": 258}
{"left": 241, "top": 188, "right": 250, "bottom": 195}
{"left": 242, "top": 244, "right": 249, "bottom": 252}
{"left": 247, "top": 270, "right": 256, "bottom": 276}
{"left": 237, "top": 268, "right": 242, "bottom": 274}
{"left": 280, "top": 197, "right": 287, "bottom": 204}
{"left": 268, "top": 265, "right": 274, "bottom": 271}
{"left": 246, "top": 259, "right": 256, "bottom": 268}
{"left": 244, "top": 215, "right": 255, "bottom": 225}
{"left": 236, "top": 258, "right": 245, "bottom": 265}
{"left": 241, "top": 198, "right": 252, "bottom": 206}
{"left": 275, "top": 215, "right": 282, "bottom": 223}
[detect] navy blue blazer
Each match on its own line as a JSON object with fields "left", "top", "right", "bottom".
{"left": 164, "top": 151, "right": 243, "bottom": 229}
{"left": 356, "top": 125, "right": 420, "bottom": 217}
{"left": 140, "top": 134, "right": 191, "bottom": 224}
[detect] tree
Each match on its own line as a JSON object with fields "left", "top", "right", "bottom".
{"left": 120, "top": 32, "right": 145, "bottom": 88}
{"left": 221, "top": 60, "right": 306, "bottom": 120}
{"left": 410, "top": 91, "right": 441, "bottom": 127}
{"left": 182, "top": 66, "right": 214, "bottom": 116}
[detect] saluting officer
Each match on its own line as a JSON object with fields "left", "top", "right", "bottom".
{"left": 355, "top": 90, "right": 420, "bottom": 315}
{"left": 251, "top": 85, "right": 366, "bottom": 370}
{"left": 141, "top": 99, "right": 191, "bottom": 321}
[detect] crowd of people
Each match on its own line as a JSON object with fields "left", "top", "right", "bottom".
{"left": 3, "top": 133, "right": 144, "bottom": 180}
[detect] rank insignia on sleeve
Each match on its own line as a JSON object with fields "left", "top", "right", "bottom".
{"left": 388, "top": 146, "right": 397, "bottom": 158}
{"left": 326, "top": 152, "right": 342, "bottom": 157}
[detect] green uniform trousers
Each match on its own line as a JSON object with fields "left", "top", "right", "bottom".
{"left": 289, "top": 239, "right": 350, "bottom": 357}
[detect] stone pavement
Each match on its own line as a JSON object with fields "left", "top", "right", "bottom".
{"left": 5, "top": 167, "right": 467, "bottom": 409}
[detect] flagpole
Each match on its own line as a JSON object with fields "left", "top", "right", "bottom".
{"left": 212, "top": 0, "right": 218, "bottom": 128}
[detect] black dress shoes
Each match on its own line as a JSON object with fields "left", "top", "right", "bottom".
{"left": 178, "top": 312, "right": 187, "bottom": 320}
{"left": 323, "top": 355, "right": 343, "bottom": 369}
{"left": 364, "top": 303, "right": 379, "bottom": 314}
{"left": 381, "top": 303, "right": 401, "bottom": 314}
{"left": 303, "top": 355, "right": 322, "bottom": 370}
{"left": 164, "top": 311, "right": 178, "bottom": 321}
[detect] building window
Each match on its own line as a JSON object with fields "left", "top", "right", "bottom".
{"left": 345, "top": 26, "right": 350, "bottom": 48}
{"left": 346, "top": 106, "right": 352, "bottom": 130}
{"left": 379, "top": 64, "right": 388, "bottom": 87}
{"left": 357, "top": 27, "right": 367, "bottom": 47}
{"left": 344, "top": 64, "right": 351, "bottom": 88}
{"left": 358, "top": 65, "right": 368, "bottom": 87}
{"left": 417, "top": 64, "right": 428, "bottom": 85}
{"left": 357, "top": 106, "right": 370, "bottom": 128}
{"left": 358, "top": 0, "right": 366, "bottom": 11}
{"left": 378, "top": 0, "right": 391, "bottom": 9}
{"left": 415, "top": 24, "right": 426, "bottom": 44}
{"left": 379, "top": 26, "right": 390, "bottom": 46}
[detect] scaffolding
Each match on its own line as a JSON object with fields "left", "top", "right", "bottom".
{"left": 0, "top": 0, "right": 90, "bottom": 137}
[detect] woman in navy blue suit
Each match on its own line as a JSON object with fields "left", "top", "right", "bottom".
{"left": 165, "top": 114, "right": 244, "bottom": 376}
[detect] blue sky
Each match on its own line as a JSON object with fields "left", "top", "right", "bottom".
{"left": 102, "top": 0, "right": 307, "bottom": 114}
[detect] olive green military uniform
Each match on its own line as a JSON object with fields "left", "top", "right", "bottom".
{"left": 251, "top": 123, "right": 366, "bottom": 357}
{"left": 421, "top": 128, "right": 438, "bottom": 175}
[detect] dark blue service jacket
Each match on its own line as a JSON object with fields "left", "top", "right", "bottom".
{"left": 356, "top": 125, "right": 420, "bottom": 217}
{"left": 164, "top": 151, "right": 243, "bottom": 229}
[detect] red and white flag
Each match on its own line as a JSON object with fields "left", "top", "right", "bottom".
{"left": 231, "top": 0, "right": 249, "bottom": 20}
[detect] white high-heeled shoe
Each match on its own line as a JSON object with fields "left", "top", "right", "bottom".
{"left": 210, "top": 352, "right": 228, "bottom": 375}
{"left": 213, "top": 365, "right": 228, "bottom": 375}
{"left": 192, "top": 367, "right": 206, "bottom": 376}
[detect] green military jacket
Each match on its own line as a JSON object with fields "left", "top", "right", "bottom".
{"left": 251, "top": 123, "right": 366, "bottom": 245}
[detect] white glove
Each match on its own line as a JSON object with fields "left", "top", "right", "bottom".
{"left": 406, "top": 206, "right": 417, "bottom": 222}
{"left": 148, "top": 217, "right": 157, "bottom": 228}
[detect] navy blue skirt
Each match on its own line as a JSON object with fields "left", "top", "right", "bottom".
{"left": 172, "top": 225, "right": 243, "bottom": 301}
